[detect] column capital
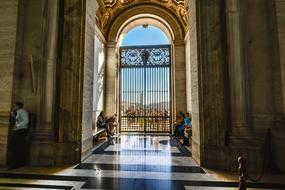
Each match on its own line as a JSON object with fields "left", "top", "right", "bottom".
{"left": 173, "top": 40, "right": 185, "bottom": 46}
{"left": 106, "top": 41, "right": 117, "bottom": 48}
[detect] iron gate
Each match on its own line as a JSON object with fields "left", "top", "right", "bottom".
{"left": 119, "top": 45, "right": 171, "bottom": 133}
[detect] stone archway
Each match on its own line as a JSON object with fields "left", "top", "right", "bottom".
{"left": 104, "top": 4, "right": 187, "bottom": 130}
{"left": 99, "top": 1, "right": 229, "bottom": 169}
{"left": 32, "top": 0, "right": 229, "bottom": 169}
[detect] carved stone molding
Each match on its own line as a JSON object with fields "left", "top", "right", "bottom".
{"left": 96, "top": 0, "right": 189, "bottom": 36}
{"left": 0, "top": 112, "right": 9, "bottom": 127}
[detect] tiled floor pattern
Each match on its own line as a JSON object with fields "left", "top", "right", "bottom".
{"left": 0, "top": 135, "right": 284, "bottom": 189}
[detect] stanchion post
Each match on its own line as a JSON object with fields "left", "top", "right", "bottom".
{"left": 238, "top": 156, "right": 247, "bottom": 190}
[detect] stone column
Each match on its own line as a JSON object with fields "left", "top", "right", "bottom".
{"left": 194, "top": 0, "right": 228, "bottom": 169}
{"left": 31, "top": 0, "right": 87, "bottom": 166}
{"left": 0, "top": 0, "right": 19, "bottom": 165}
{"left": 40, "top": 0, "right": 59, "bottom": 136}
{"left": 188, "top": 0, "right": 201, "bottom": 164}
{"left": 105, "top": 42, "right": 117, "bottom": 116}
{"left": 55, "top": 0, "right": 86, "bottom": 164}
{"left": 81, "top": 0, "right": 96, "bottom": 161}
{"left": 226, "top": 0, "right": 263, "bottom": 172}
{"left": 184, "top": 31, "right": 192, "bottom": 113}
{"left": 272, "top": 0, "right": 285, "bottom": 172}
{"left": 226, "top": 0, "right": 248, "bottom": 134}
{"left": 29, "top": 0, "right": 59, "bottom": 166}
{"left": 172, "top": 40, "right": 187, "bottom": 116}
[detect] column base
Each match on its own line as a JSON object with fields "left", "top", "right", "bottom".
{"left": 28, "top": 128, "right": 79, "bottom": 166}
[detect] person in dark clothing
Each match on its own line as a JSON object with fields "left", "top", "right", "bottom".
{"left": 107, "top": 114, "right": 118, "bottom": 137}
{"left": 171, "top": 112, "right": 184, "bottom": 138}
{"left": 96, "top": 111, "right": 108, "bottom": 131}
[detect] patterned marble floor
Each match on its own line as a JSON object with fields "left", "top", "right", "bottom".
{"left": 0, "top": 134, "right": 284, "bottom": 190}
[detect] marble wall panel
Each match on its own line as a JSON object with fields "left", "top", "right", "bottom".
{"left": 0, "top": 0, "right": 19, "bottom": 166}
{"left": 273, "top": 0, "right": 285, "bottom": 172}
{"left": 81, "top": 0, "right": 96, "bottom": 160}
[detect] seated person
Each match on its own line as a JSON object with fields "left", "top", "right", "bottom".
{"left": 182, "top": 113, "right": 192, "bottom": 146}
{"left": 172, "top": 112, "right": 184, "bottom": 138}
{"left": 96, "top": 111, "right": 108, "bottom": 131}
{"left": 7, "top": 102, "right": 29, "bottom": 169}
{"left": 107, "top": 114, "right": 118, "bottom": 137}
{"left": 185, "top": 112, "right": 192, "bottom": 133}
{"left": 179, "top": 113, "right": 191, "bottom": 137}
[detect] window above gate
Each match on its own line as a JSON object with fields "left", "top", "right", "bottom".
{"left": 120, "top": 45, "right": 170, "bottom": 67}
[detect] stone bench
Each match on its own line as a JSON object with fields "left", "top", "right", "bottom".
{"left": 183, "top": 127, "right": 192, "bottom": 146}
{"left": 92, "top": 127, "right": 106, "bottom": 143}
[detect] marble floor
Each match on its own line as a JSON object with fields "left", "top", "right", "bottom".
{"left": 0, "top": 134, "right": 284, "bottom": 189}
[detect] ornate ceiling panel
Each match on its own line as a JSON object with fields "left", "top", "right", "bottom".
{"left": 96, "top": 0, "right": 189, "bottom": 36}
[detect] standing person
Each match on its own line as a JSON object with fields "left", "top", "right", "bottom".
{"left": 11, "top": 102, "right": 29, "bottom": 131}
{"left": 7, "top": 102, "right": 29, "bottom": 169}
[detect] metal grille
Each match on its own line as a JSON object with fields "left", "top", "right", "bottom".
{"left": 119, "top": 45, "right": 171, "bottom": 133}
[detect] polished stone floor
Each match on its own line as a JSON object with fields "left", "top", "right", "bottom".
{"left": 0, "top": 134, "right": 284, "bottom": 189}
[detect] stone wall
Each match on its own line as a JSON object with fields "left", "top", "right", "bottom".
{"left": 243, "top": 0, "right": 277, "bottom": 133}
{"left": 276, "top": 0, "right": 285, "bottom": 114}
{"left": 272, "top": 0, "right": 285, "bottom": 172}
{"left": 184, "top": 32, "right": 192, "bottom": 113}
{"left": 0, "top": 0, "right": 19, "bottom": 166}
{"left": 93, "top": 33, "right": 105, "bottom": 129}
{"left": 186, "top": 0, "right": 285, "bottom": 172}
{"left": 12, "top": 0, "right": 44, "bottom": 115}
{"left": 187, "top": 0, "right": 201, "bottom": 165}
{"left": 173, "top": 41, "right": 187, "bottom": 115}
{"left": 105, "top": 42, "right": 117, "bottom": 116}
{"left": 230, "top": 0, "right": 285, "bottom": 171}
{"left": 81, "top": 0, "right": 96, "bottom": 161}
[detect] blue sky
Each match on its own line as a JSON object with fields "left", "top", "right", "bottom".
{"left": 121, "top": 25, "right": 169, "bottom": 46}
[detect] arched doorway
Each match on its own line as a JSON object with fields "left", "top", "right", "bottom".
{"left": 104, "top": 9, "right": 187, "bottom": 133}
{"left": 118, "top": 26, "right": 171, "bottom": 133}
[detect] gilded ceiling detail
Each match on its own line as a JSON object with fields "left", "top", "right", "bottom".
{"left": 96, "top": 0, "right": 189, "bottom": 36}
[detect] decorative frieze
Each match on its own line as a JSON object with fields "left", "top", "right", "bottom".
{"left": 96, "top": 0, "right": 189, "bottom": 35}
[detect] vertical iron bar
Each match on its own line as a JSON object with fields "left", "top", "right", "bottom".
{"left": 128, "top": 67, "right": 130, "bottom": 131}
{"left": 136, "top": 67, "right": 137, "bottom": 131}
{"left": 162, "top": 67, "right": 165, "bottom": 131}
{"left": 156, "top": 67, "right": 158, "bottom": 131}
{"left": 120, "top": 66, "right": 122, "bottom": 131}
{"left": 121, "top": 68, "right": 123, "bottom": 130}
{"left": 163, "top": 67, "right": 167, "bottom": 131}
{"left": 158, "top": 67, "right": 160, "bottom": 131}
{"left": 169, "top": 45, "right": 172, "bottom": 132}
{"left": 143, "top": 58, "right": 146, "bottom": 132}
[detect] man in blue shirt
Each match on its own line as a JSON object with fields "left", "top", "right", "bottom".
{"left": 178, "top": 114, "right": 191, "bottom": 137}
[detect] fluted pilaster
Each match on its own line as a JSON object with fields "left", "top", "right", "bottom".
{"left": 226, "top": 0, "right": 249, "bottom": 135}
{"left": 192, "top": 0, "right": 228, "bottom": 169}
